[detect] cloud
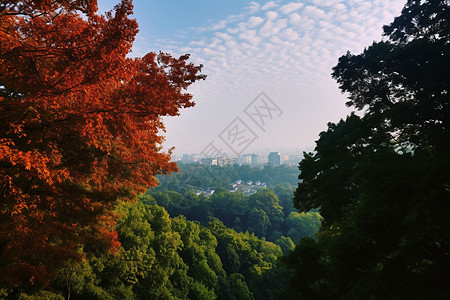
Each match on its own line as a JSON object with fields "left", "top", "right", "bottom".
{"left": 279, "top": 3, "right": 304, "bottom": 14}
{"left": 189, "top": 40, "right": 206, "bottom": 46}
{"left": 259, "top": 18, "right": 287, "bottom": 38}
{"left": 289, "top": 13, "right": 315, "bottom": 31}
{"left": 202, "top": 48, "right": 218, "bottom": 56}
{"left": 215, "top": 32, "right": 233, "bottom": 40}
{"left": 259, "top": 21, "right": 275, "bottom": 38}
{"left": 227, "top": 27, "right": 240, "bottom": 34}
{"left": 311, "top": 0, "right": 343, "bottom": 7}
{"left": 211, "top": 20, "right": 228, "bottom": 30}
{"left": 247, "top": 16, "right": 264, "bottom": 28}
{"left": 303, "top": 6, "right": 326, "bottom": 19}
{"left": 176, "top": 0, "right": 406, "bottom": 90}
{"left": 281, "top": 28, "right": 299, "bottom": 40}
{"left": 334, "top": 3, "right": 347, "bottom": 11}
{"left": 247, "top": 2, "right": 260, "bottom": 14}
{"left": 262, "top": 1, "right": 279, "bottom": 10}
{"left": 239, "top": 29, "right": 261, "bottom": 45}
{"left": 153, "top": 0, "right": 408, "bottom": 153}
{"left": 266, "top": 10, "right": 278, "bottom": 21}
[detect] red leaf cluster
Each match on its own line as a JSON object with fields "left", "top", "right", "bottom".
{"left": 0, "top": 0, "right": 205, "bottom": 285}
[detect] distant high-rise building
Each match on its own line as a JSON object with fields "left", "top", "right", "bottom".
{"left": 282, "top": 154, "right": 302, "bottom": 166}
{"left": 182, "top": 153, "right": 190, "bottom": 163}
{"left": 259, "top": 154, "right": 268, "bottom": 165}
{"left": 240, "top": 154, "right": 252, "bottom": 165}
{"left": 189, "top": 154, "right": 199, "bottom": 162}
{"left": 268, "top": 152, "right": 281, "bottom": 167}
{"left": 201, "top": 157, "right": 218, "bottom": 165}
{"left": 218, "top": 156, "right": 237, "bottom": 166}
{"left": 251, "top": 153, "right": 259, "bottom": 166}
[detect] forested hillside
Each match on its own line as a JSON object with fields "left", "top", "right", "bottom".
{"left": 146, "top": 164, "right": 321, "bottom": 248}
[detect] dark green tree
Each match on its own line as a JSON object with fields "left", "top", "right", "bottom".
{"left": 285, "top": 212, "right": 322, "bottom": 244}
{"left": 249, "top": 189, "right": 284, "bottom": 234}
{"left": 247, "top": 208, "right": 270, "bottom": 238}
{"left": 210, "top": 190, "right": 248, "bottom": 228}
{"left": 273, "top": 183, "right": 297, "bottom": 218}
{"left": 275, "top": 236, "right": 295, "bottom": 255}
{"left": 290, "top": 1, "right": 450, "bottom": 299}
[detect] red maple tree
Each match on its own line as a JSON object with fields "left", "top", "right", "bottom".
{"left": 0, "top": 0, "right": 205, "bottom": 285}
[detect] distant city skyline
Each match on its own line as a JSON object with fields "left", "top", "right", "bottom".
{"left": 98, "top": 0, "right": 407, "bottom": 157}
{"left": 173, "top": 150, "right": 302, "bottom": 168}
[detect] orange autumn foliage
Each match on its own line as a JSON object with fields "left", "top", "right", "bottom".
{"left": 0, "top": 0, "right": 205, "bottom": 285}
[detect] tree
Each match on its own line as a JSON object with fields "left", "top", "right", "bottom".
{"left": 285, "top": 212, "right": 321, "bottom": 244}
{"left": 210, "top": 190, "right": 248, "bottom": 227}
{"left": 292, "top": 0, "right": 450, "bottom": 298}
{"left": 247, "top": 208, "right": 269, "bottom": 237}
{"left": 281, "top": 237, "right": 330, "bottom": 300}
{"left": 207, "top": 219, "right": 283, "bottom": 299}
{"left": 0, "top": 0, "right": 205, "bottom": 285}
{"left": 275, "top": 236, "right": 295, "bottom": 255}
{"left": 273, "top": 183, "right": 296, "bottom": 218}
{"left": 227, "top": 273, "right": 254, "bottom": 300}
{"left": 249, "top": 189, "right": 284, "bottom": 236}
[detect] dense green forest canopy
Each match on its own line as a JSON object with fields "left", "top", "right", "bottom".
{"left": 146, "top": 164, "right": 321, "bottom": 248}
{"left": 2, "top": 202, "right": 286, "bottom": 299}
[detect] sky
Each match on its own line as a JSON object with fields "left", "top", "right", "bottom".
{"left": 97, "top": 0, "right": 406, "bottom": 157}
